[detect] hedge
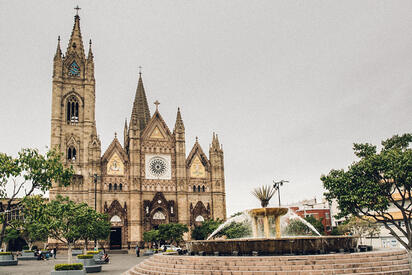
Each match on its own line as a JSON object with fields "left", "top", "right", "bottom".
{"left": 86, "top": 251, "right": 99, "bottom": 254}
{"left": 23, "top": 250, "right": 34, "bottom": 253}
{"left": 0, "top": 252, "right": 12, "bottom": 255}
{"left": 77, "top": 254, "right": 93, "bottom": 259}
{"left": 55, "top": 263, "right": 83, "bottom": 271}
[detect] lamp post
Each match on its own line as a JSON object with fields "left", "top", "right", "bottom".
{"left": 273, "top": 180, "right": 289, "bottom": 206}
{"left": 92, "top": 173, "right": 100, "bottom": 248}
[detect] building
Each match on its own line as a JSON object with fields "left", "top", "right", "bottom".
{"left": 288, "top": 198, "right": 332, "bottom": 235}
{"left": 48, "top": 12, "right": 227, "bottom": 249}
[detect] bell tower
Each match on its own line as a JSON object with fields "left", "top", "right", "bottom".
{"left": 49, "top": 9, "right": 101, "bottom": 206}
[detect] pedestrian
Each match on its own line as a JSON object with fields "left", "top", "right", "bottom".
{"left": 135, "top": 245, "right": 140, "bottom": 257}
{"left": 53, "top": 248, "right": 57, "bottom": 259}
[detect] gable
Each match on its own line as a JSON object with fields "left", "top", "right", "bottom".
{"left": 107, "top": 152, "right": 124, "bottom": 175}
{"left": 190, "top": 155, "right": 206, "bottom": 178}
{"left": 149, "top": 126, "right": 166, "bottom": 139}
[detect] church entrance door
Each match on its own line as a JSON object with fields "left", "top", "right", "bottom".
{"left": 110, "top": 227, "right": 122, "bottom": 250}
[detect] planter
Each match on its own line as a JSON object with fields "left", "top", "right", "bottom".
{"left": 51, "top": 270, "right": 86, "bottom": 275}
{"left": 0, "top": 254, "right": 13, "bottom": 261}
{"left": 18, "top": 251, "right": 37, "bottom": 261}
{"left": 72, "top": 250, "right": 83, "bottom": 256}
{"left": 76, "top": 258, "right": 102, "bottom": 273}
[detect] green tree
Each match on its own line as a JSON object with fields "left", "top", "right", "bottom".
{"left": 143, "top": 229, "right": 159, "bottom": 249}
{"left": 158, "top": 223, "right": 188, "bottom": 245}
{"left": 77, "top": 207, "right": 110, "bottom": 252}
{"left": 339, "top": 216, "right": 380, "bottom": 245}
{"left": 305, "top": 216, "right": 324, "bottom": 235}
{"left": 191, "top": 219, "right": 222, "bottom": 240}
{"left": 44, "top": 196, "right": 94, "bottom": 263}
{"left": 219, "top": 221, "right": 251, "bottom": 239}
{"left": 284, "top": 216, "right": 324, "bottom": 236}
{"left": 3, "top": 227, "right": 19, "bottom": 251}
{"left": 321, "top": 134, "right": 412, "bottom": 254}
{"left": 8, "top": 195, "right": 48, "bottom": 250}
{"left": 0, "top": 148, "right": 73, "bottom": 247}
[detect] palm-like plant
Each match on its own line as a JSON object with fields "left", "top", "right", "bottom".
{"left": 252, "top": 185, "right": 276, "bottom": 208}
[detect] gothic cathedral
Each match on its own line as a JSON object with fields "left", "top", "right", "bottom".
{"left": 49, "top": 14, "right": 226, "bottom": 249}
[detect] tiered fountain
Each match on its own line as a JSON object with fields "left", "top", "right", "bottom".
{"left": 187, "top": 185, "right": 357, "bottom": 255}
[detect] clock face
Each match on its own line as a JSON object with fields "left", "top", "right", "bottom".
{"left": 68, "top": 61, "right": 80, "bottom": 76}
{"left": 149, "top": 157, "right": 167, "bottom": 177}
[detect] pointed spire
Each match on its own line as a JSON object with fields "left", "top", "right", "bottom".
{"left": 211, "top": 132, "right": 222, "bottom": 151}
{"left": 174, "top": 107, "right": 185, "bottom": 133}
{"left": 66, "top": 12, "right": 85, "bottom": 59}
{"left": 87, "top": 39, "right": 93, "bottom": 61}
{"left": 130, "top": 70, "right": 151, "bottom": 131}
{"left": 54, "top": 36, "right": 62, "bottom": 60}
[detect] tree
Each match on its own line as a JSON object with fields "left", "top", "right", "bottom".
{"left": 285, "top": 216, "right": 324, "bottom": 236}
{"left": 2, "top": 227, "right": 19, "bottom": 251}
{"left": 158, "top": 223, "right": 188, "bottom": 245}
{"left": 219, "top": 221, "right": 251, "bottom": 239}
{"left": 77, "top": 207, "right": 110, "bottom": 252}
{"left": 191, "top": 219, "right": 222, "bottom": 240}
{"left": 143, "top": 230, "right": 159, "bottom": 249}
{"left": 44, "top": 195, "right": 95, "bottom": 263}
{"left": 339, "top": 216, "right": 380, "bottom": 245}
{"left": 322, "top": 134, "right": 412, "bottom": 255}
{"left": 8, "top": 195, "right": 48, "bottom": 250}
{"left": 0, "top": 148, "right": 73, "bottom": 247}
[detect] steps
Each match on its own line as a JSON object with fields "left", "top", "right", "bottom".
{"left": 123, "top": 249, "right": 410, "bottom": 275}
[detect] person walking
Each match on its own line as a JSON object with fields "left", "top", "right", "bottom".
{"left": 135, "top": 245, "right": 140, "bottom": 257}
{"left": 53, "top": 248, "right": 57, "bottom": 259}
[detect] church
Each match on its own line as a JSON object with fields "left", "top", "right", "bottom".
{"left": 49, "top": 12, "right": 226, "bottom": 249}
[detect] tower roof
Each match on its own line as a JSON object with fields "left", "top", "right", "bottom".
{"left": 174, "top": 107, "right": 185, "bottom": 133}
{"left": 65, "top": 14, "right": 85, "bottom": 59}
{"left": 130, "top": 72, "right": 151, "bottom": 131}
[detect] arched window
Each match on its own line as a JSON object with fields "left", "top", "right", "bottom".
{"left": 67, "top": 96, "right": 79, "bottom": 124}
{"left": 202, "top": 186, "right": 205, "bottom": 192}
{"left": 119, "top": 183, "right": 122, "bottom": 191}
{"left": 193, "top": 186, "right": 196, "bottom": 192}
{"left": 109, "top": 183, "right": 112, "bottom": 191}
{"left": 114, "top": 183, "right": 117, "bottom": 191}
{"left": 67, "top": 146, "right": 76, "bottom": 161}
{"left": 197, "top": 186, "right": 201, "bottom": 192}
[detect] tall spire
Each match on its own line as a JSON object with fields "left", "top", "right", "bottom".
{"left": 174, "top": 107, "right": 185, "bottom": 133}
{"left": 54, "top": 36, "right": 62, "bottom": 60}
{"left": 87, "top": 39, "right": 93, "bottom": 61}
{"left": 66, "top": 10, "right": 85, "bottom": 59}
{"left": 211, "top": 132, "right": 222, "bottom": 151}
{"left": 130, "top": 71, "right": 151, "bottom": 131}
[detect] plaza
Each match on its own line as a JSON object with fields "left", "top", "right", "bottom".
{"left": 0, "top": 253, "right": 145, "bottom": 275}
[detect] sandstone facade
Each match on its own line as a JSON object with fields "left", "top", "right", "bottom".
{"left": 49, "top": 14, "right": 226, "bottom": 249}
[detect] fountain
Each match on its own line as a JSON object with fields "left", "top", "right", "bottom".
{"left": 187, "top": 185, "right": 357, "bottom": 255}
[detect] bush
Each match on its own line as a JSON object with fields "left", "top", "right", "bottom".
{"left": 86, "top": 251, "right": 99, "bottom": 254}
{"left": 23, "top": 250, "right": 34, "bottom": 253}
{"left": 22, "top": 246, "right": 29, "bottom": 250}
{"left": 77, "top": 254, "right": 93, "bottom": 259}
{"left": 55, "top": 263, "right": 83, "bottom": 271}
{"left": 0, "top": 252, "right": 12, "bottom": 255}
{"left": 165, "top": 249, "right": 174, "bottom": 252}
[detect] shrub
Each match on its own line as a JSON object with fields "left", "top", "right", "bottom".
{"left": 55, "top": 263, "right": 83, "bottom": 271}
{"left": 0, "top": 252, "right": 12, "bottom": 255}
{"left": 77, "top": 254, "right": 93, "bottom": 259}
{"left": 22, "top": 246, "right": 29, "bottom": 250}
{"left": 86, "top": 251, "right": 99, "bottom": 254}
{"left": 23, "top": 250, "right": 34, "bottom": 253}
{"left": 165, "top": 249, "right": 174, "bottom": 252}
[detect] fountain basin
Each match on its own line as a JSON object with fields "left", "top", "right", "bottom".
{"left": 187, "top": 236, "right": 357, "bottom": 255}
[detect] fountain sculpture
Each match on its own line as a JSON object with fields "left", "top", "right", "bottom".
{"left": 187, "top": 185, "right": 357, "bottom": 255}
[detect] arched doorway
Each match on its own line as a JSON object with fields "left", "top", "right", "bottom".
{"left": 105, "top": 200, "right": 128, "bottom": 250}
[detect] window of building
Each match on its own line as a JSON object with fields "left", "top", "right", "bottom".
{"left": 202, "top": 186, "right": 205, "bottom": 192}
{"left": 193, "top": 186, "right": 196, "bottom": 192}
{"left": 67, "top": 146, "right": 76, "bottom": 161}
{"left": 67, "top": 96, "right": 79, "bottom": 124}
{"left": 119, "top": 183, "right": 122, "bottom": 191}
{"left": 114, "top": 183, "right": 117, "bottom": 191}
{"left": 197, "top": 186, "right": 201, "bottom": 192}
{"left": 109, "top": 183, "right": 112, "bottom": 191}
{"left": 325, "top": 213, "right": 330, "bottom": 219}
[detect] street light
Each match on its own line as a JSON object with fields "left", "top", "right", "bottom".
{"left": 89, "top": 172, "right": 100, "bottom": 248}
{"left": 273, "top": 180, "right": 289, "bottom": 206}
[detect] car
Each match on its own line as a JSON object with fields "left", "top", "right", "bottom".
{"left": 160, "top": 244, "right": 181, "bottom": 252}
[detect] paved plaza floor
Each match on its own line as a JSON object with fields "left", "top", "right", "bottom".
{"left": 0, "top": 253, "right": 146, "bottom": 275}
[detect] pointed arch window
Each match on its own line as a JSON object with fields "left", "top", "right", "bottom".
{"left": 202, "top": 186, "right": 205, "bottom": 192}
{"left": 109, "top": 183, "right": 112, "bottom": 191}
{"left": 114, "top": 183, "right": 118, "bottom": 191}
{"left": 193, "top": 186, "right": 196, "bottom": 192}
{"left": 119, "top": 184, "right": 123, "bottom": 191}
{"left": 67, "top": 96, "right": 79, "bottom": 124}
{"left": 67, "top": 146, "right": 76, "bottom": 162}
{"left": 198, "top": 186, "right": 201, "bottom": 192}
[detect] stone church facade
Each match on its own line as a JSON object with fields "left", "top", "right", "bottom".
{"left": 49, "top": 14, "right": 226, "bottom": 248}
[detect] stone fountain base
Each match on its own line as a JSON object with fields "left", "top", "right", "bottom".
{"left": 187, "top": 235, "right": 357, "bottom": 255}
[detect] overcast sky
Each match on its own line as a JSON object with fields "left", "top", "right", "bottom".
{"left": 0, "top": 1, "right": 411, "bottom": 216}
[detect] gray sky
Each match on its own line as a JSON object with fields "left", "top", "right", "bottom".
{"left": 0, "top": 1, "right": 411, "bottom": 216}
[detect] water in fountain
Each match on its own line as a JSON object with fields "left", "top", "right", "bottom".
{"left": 207, "top": 211, "right": 251, "bottom": 240}
{"left": 281, "top": 209, "right": 321, "bottom": 236}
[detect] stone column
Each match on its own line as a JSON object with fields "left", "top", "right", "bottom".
{"left": 263, "top": 215, "right": 270, "bottom": 238}
{"left": 252, "top": 216, "right": 259, "bottom": 237}
{"left": 275, "top": 215, "right": 281, "bottom": 238}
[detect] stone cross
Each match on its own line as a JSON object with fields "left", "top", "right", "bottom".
{"left": 154, "top": 100, "right": 160, "bottom": 111}
{"left": 74, "top": 5, "right": 81, "bottom": 16}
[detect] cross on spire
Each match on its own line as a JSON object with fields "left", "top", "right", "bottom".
{"left": 154, "top": 100, "right": 160, "bottom": 111}
{"left": 74, "top": 5, "right": 81, "bottom": 16}
{"left": 138, "top": 66, "right": 142, "bottom": 76}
